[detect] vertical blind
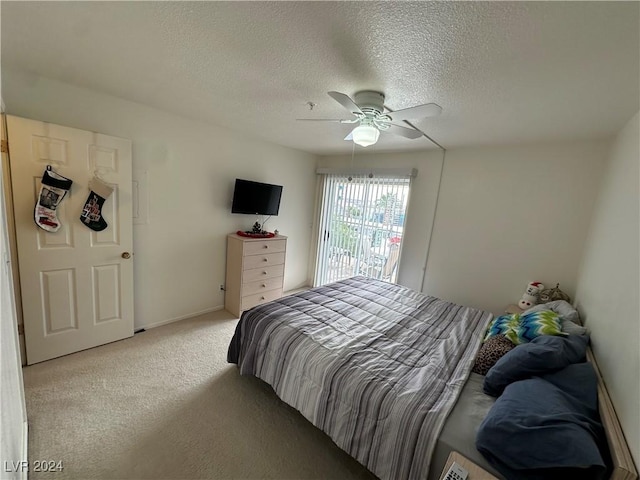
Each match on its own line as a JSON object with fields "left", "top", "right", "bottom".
{"left": 314, "top": 170, "right": 413, "bottom": 286}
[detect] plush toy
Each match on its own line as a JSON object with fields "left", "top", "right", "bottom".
{"left": 539, "top": 283, "right": 571, "bottom": 303}
{"left": 518, "top": 281, "right": 545, "bottom": 310}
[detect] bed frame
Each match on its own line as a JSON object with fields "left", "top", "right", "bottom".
{"left": 587, "top": 348, "right": 638, "bottom": 480}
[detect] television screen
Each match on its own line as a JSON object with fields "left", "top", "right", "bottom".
{"left": 231, "top": 179, "right": 283, "bottom": 216}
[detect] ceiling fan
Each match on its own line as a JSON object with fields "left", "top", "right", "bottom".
{"left": 298, "top": 91, "right": 442, "bottom": 147}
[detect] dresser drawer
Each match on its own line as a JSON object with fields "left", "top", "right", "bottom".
{"left": 243, "top": 252, "right": 285, "bottom": 270}
{"left": 241, "top": 288, "right": 283, "bottom": 311}
{"left": 242, "top": 264, "right": 285, "bottom": 283}
{"left": 242, "top": 276, "right": 283, "bottom": 296}
{"left": 243, "top": 239, "right": 287, "bottom": 256}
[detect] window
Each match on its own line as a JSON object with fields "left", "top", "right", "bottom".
{"left": 314, "top": 171, "right": 412, "bottom": 286}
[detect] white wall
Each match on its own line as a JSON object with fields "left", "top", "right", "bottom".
{"left": 316, "top": 150, "right": 445, "bottom": 291}
{"left": 3, "top": 70, "right": 317, "bottom": 329}
{"left": 574, "top": 111, "right": 639, "bottom": 466}
{"left": 320, "top": 141, "right": 608, "bottom": 315}
{"left": 424, "top": 142, "right": 608, "bottom": 314}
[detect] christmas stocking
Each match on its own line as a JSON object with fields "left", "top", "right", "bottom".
{"left": 80, "top": 178, "right": 113, "bottom": 232}
{"left": 34, "top": 166, "right": 73, "bottom": 232}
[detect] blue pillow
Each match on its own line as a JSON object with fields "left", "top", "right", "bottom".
{"left": 477, "top": 363, "right": 607, "bottom": 480}
{"left": 483, "top": 334, "right": 588, "bottom": 397}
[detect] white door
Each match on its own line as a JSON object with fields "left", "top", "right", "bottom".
{"left": 7, "top": 115, "right": 134, "bottom": 364}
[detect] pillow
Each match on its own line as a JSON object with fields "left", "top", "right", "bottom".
{"left": 483, "top": 334, "right": 589, "bottom": 397}
{"left": 560, "top": 318, "right": 589, "bottom": 336}
{"left": 472, "top": 335, "right": 516, "bottom": 376}
{"left": 485, "top": 311, "right": 565, "bottom": 345}
{"left": 477, "top": 363, "right": 607, "bottom": 480}
{"left": 484, "top": 314, "right": 521, "bottom": 344}
{"left": 524, "top": 300, "right": 589, "bottom": 335}
{"left": 515, "top": 310, "right": 566, "bottom": 343}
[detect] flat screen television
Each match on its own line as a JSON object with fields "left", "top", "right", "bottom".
{"left": 231, "top": 179, "right": 283, "bottom": 216}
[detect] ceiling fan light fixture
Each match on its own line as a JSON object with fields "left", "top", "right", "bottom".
{"left": 352, "top": 124, "right": 380, "bottom": 147}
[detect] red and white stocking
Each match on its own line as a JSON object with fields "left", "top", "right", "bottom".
{"left": 34, "top": 166, "right": 73, "bottom": 232}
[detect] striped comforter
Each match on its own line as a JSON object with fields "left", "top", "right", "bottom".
{"left": 228, "top": 276, "right": 492, "bottom": 480}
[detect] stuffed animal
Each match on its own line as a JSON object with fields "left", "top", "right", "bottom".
{"left": 518, "top": 281, "right": 545, "bottom": 310}
{"left": 539, "top": 283, "right": 570, "bottom": 303}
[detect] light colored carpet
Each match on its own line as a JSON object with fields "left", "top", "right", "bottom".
{"left": 23, "top": 310, "right": 376, "bottom": 480}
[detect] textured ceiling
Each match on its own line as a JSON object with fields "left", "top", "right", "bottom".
{"left": 2, "top": 1, "right": 639, "bottom": 155}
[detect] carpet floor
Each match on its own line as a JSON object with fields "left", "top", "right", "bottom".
{"left": 22, "top": 310, "right": 376, "bottom": 480}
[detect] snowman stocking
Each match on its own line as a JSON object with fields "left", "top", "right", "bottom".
{"left": 80, "top": 178, "right": 113, "bottom": 232}
{"left": 34, "top": 166, "right": 73, "bottom": 232}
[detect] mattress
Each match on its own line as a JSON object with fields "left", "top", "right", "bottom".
{"left": 428, "top": 372, "right": 503, "bottom": 479}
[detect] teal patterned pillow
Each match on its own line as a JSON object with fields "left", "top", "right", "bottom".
{"left": 515, "top": 310, "right": 567, "bottom": 344}
{"left": 484, "top": 314, "right": 521, "bottom": 345}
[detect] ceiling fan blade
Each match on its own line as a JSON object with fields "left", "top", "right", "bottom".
{"left": 384, "top": 124, "right": 424, "bottom": 139}
{"left": 344, "top": 130, "right": 354, "bottom": 141}
{"left": 386, "top": 103, "right": 442, "bottom": 122}
{"left": 297, "top": 118, "right": 348, "bottom": 122}
{"left": 328, "top": 91, "right": 364, "bottom": 116}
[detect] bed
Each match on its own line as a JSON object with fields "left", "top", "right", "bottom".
{"left": 228, "top": 276, "right": 637, "bottom": 480}
{"left": 228, "top": 276, "right": 492, "bottom": 479}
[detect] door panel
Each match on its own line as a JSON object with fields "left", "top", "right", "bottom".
{"left": 92, "top": 264, "right": 121, "bottom": 323}
{"left": 7, "top": 115, "right": 134, "bottom": 364}
{"left": 41, "top": 268, "right": 78, "bottom": 333}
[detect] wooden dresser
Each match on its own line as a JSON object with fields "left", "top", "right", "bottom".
{"left": 224, "top": 233, "right": 287, "bottom": 317}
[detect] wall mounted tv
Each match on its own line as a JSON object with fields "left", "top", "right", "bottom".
{"left": 231, "top": 179, "right": 283, "bottom": 216}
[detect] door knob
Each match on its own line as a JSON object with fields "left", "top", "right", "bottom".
{"left": 121, "top": 252, "right": 131, "bottom": 259}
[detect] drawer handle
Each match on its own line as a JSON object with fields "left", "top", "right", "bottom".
{"left": 262, "top": 271, "right": 267, "bottom": 275}
{"left": 263, "top": 258, "right": 268, "bottom": 262}
{"left": 262, "top": 283, "right": 266, "bottom": 288}
{"left": 260, "top": 296, "right": 265, "bottom": 300}
{"left": 263, "top": 245, "right": 269, "bottom": 249}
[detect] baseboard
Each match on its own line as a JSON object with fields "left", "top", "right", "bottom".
{"left": 284, "top": 283, "right": 312, "bottom": 295}
{"left": 136, "top": 305, "right": 225, "bottom": 331}
{"left": 136, "top": 289, "right": 312, "bottom": 331}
